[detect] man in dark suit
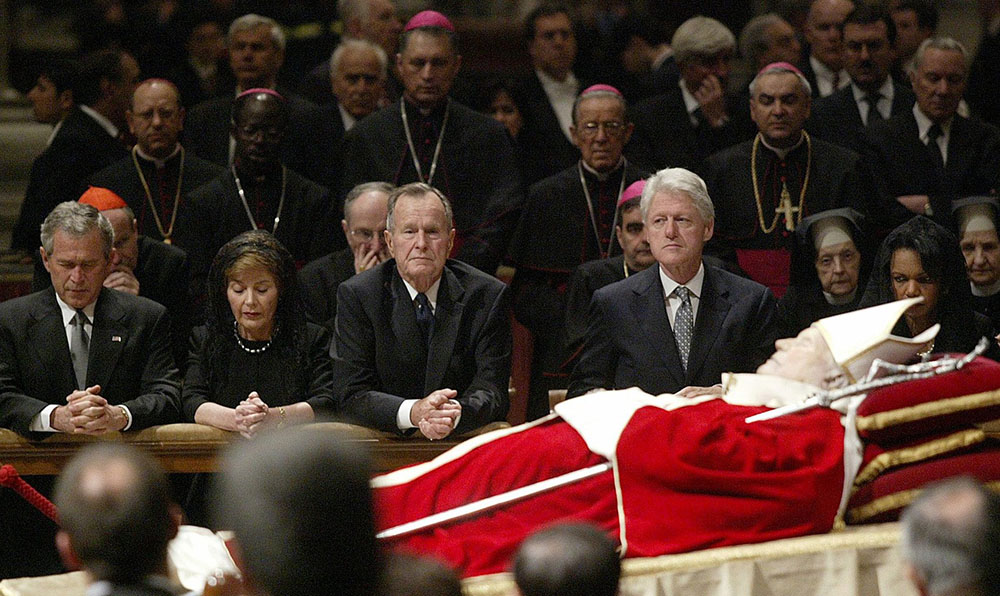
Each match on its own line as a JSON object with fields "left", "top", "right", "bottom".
{"left": 11, "top": 50, "right": 139, "bottom": 252}
{"left": 0, "top": 202, "right": 180, "bottom": 437}
{"left": 89, "top": 79, "right": 223, "bottom": 245}
{"left": 298, "top": 181, "right": 393, "bottom": 333}
{"left": 514, "top": 3, "right": 584, "bottom": 186}
{"left": 183, "top": 14, "right": 336, "bottom": 187}
{"left": 338, "top": 10, "right": 524, "bottom": 275}
{"left": 568, "top": 168, "right": 779, "bottom": 398}
{"left": 627, "top": 16, "right": 752, "bottom": 174}
{"left": 54, "top": 444, "right": 184, "bottom": 596}
{"left": 334, "top": 183, "right": 510, "bottom": 439}
{"left": 328, "top": 38, "right": 387, "bottom": 133}
{"left": 809, "top": 4, "right": 916, "bottom": 154}
{"left": 865, "top": 36, "right": 1000, "bottom": 232}
{"left": 799, "top": 0, "right": 853, "bottom": 98}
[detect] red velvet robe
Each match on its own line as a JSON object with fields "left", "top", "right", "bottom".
{"left": 374, "top": 395, "right": 846, "bottom": 577}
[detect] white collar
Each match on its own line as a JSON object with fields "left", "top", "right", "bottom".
{"left": 79, "top": 104, "right": 119, "bottom": 139}
{"left": 850, "top": 77, "right": 894, "bottom": 105}
{"left": 46, "top": 118, "right": 65, "bottom": 146}
{"left": 721, "top": 373, "right": 824, "bottom": 409}
{"left": 823, "top": 288, "right": 857, "bottom": 305}
{"left": 535, "top": 67, "right": 578, "bottom": 89}
{"left": 659, "top": 261, "right": 705, "bottom": 299}
{"left": 338, "top": 103, "right": 357, "bottom": 131}
{"left": 913, "top": 103, "right": 952, "bottom": 142}
{"left": 55, "top": 291, "right": 97, "bottom": 326}
{"left": 809, "top": 55, "right": 847, "bottom": 84}
{"left": 580, "top": 157, "right": 624, "bottom": 181}
{"left": 401, "top": 275, "right": 442, "bottom": 310}
{"left": 135, "top": 144, "right": 181, "bottom": 169}
{"left": 679, "top": 77, "right": 700, "bottom": 115}
{"left": 972, "top": 278, "right": 1000, "bottom": 297}
{"left": 760, "top": 131, "right": 804, "bottom": 160}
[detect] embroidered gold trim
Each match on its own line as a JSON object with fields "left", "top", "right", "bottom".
{"left": 848, "top": 481, "right": 1000, "bottom": 524}
{"left": 856, "top": 388, "right": 1000, "bottom": 432}
{"left": 853, "top": 428, "right": 985, "bottom": 487}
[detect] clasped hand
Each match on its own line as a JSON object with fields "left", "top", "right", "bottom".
{"left": 234, "top": 392, "right": 277, "bottom": 438}
{"left": 51, "top": 385, "right": 127, "bottom": 434}
{"left": 411, "top": 389, "right": 461, "bottom": 440}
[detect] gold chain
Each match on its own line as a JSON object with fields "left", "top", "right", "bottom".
{"left": 750, "top": 131, "right": 811, "bottom": 234}
{"left": 131, "top": 146, "right": 185, "bottom": 244}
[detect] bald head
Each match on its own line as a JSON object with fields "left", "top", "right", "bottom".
{"left": 127, "top": 79, "right": 184, "bottom": 159}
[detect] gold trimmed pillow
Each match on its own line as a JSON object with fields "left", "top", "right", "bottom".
{"left": 854, "top": 427, "right": 986, "bottom": 488}
{"left": 855, "top": 356, "right": 1000, "bottom": 442}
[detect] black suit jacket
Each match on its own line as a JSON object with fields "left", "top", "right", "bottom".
{"left": 333, "top": 259, "right": 511, "bottom": 434}
{"left": 809, "top": 82, "right": 915, "bottom": 154}
{"left": 297, "top": 247, "right": 356, "bottom": 333}
{"left": 567, "top": 263, "right": 779, "bottom": 397}
{"left": 626, "top": 86, "right": 753, "bottom": 175}
{"left": 865, "top": 109, "right": 1000, "bottom": 231}
{"left": 0, "top": 287, "right": 181, "bottom": 436}
{"left": 183, "top": 89, "right": 337, "bottom": 186}
{"left": 11, "top": 107, "right": 127, "bottom": 251}
{"left": 514, "top": 72, "right": 582, "bottom": 186}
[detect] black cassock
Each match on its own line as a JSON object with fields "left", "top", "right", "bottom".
{"left": 704, "top": 135, "right": 875, "bottom": 296}
{"left": 339, "top": 99, "right": 524, "bottom": 275}
{"left": 508, "top": 161, "right": 646, "bottom": 420}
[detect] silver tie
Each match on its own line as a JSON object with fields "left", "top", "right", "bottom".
{"left": 673, "top": 286, "right": 693, "bottom": 371}
{"left": 71, "top": 310, "right": 90, "bottom": 390}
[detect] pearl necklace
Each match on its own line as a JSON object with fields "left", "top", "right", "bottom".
{"left": 233, "top": 321, "right": 273, "bottom": 354}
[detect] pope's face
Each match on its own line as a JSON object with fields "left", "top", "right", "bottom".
{"left": 962, "top": 228, "right": 1000, "bottom": 287}
{"left": 757, "top": 326, "right": 839, "bottom": 387}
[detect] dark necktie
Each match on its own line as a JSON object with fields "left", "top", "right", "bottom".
{"left": 927, "top": 123, "right": 945, "bottom": 171}
{"left": 414, "top": 293, "right": 434, "bottom": 349}
{"left": 71, "top": 310, "right": 90, "bottom": 390}
{"left": 672, "top": 286, "right": 693, "bottom": 371}
{"left": 864, "top": 94, "right": 883, "bottom": 125}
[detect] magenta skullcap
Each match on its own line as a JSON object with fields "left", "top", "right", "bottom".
{"left": 404, "top": 10, "right": 455, "bottom": 33}
{"left": 757, "top": 61, "right": 805, "bottom": 77}
{"left": 236, "top": 87, "right": 286, "bottom": 101}
{"left": 580, "top": 84, "right": 624, "bottom": 98}
{"left": 619, "top": 180, "right": 646, "bottom": 207}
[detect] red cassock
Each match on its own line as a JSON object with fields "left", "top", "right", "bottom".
{"left": 374, "top": 398, "right": 846, "bottom": 577}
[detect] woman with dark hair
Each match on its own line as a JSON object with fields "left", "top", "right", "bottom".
{"left": 183, "top": 230, "right": 334, "bottom": 436}
{"left": 860, "top": 216, "right": 996, "bottom": 357}
{"left": 778, "top": 208, "right": 871, "bottom": 336}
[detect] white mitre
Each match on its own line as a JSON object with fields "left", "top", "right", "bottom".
{"left": 812, "top": 296, "right": 938, "bottom": 383}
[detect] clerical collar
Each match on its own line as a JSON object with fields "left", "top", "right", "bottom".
{"left": 972, "top": 278, "right": 1000, "bottom": 297}
{"left": 850, "top": 77, "right": 894, "bottom": 120}
{"left": 580, "top": 157, "right": 624, "bottom": 182}
{"left": 913, "top": 103, "right": 953, "bottom": 144}
{"left": 135, "top": 143, "right": 181, "bottom": 169}
{"left": 823, "top": 288, "right": 856, "bottom": 306}
{"left": 809, "top": 55, "right": 848, "bottom": 96}
{"left": 79, "top": 104, "right": 119, "bottom": 139}
{"left": 338, "top": 102, "right": 357, "bottom": 131}
{"left": 759, "top": 132, "right": 804, "bottom": 160}
{"left": 401, "top": 274, "right": 441, "bottom": 311}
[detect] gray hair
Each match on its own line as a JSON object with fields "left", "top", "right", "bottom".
{"left": 748, "top": 63, "right": 813, "bottom": 98}
{"left": 640, "top": 168, "right": 715, "bottom": 222}
{"left": 228, "top": 14, "right": 286, "bottom": 52}
{"left": 344, "top": 181, "right": 394, "bottom": 222}
{"left": 672, "top": 16, "right": 736, "bottom": 66}
{"left": 386, "top": 182, "right": 454, "bottom": 231}
{"left": 914, "top": 36, "right": 968, "bottom": 72}
{"left": 571, "top": 88, "right": 627, "bottom": 126}
{"left": 40, "top": 202, "right": 114, "bottom": 259}
{"left": 330, "top": 38, "right": 388, "bottom": 79}
{"left": 900, "top": 477, "right": 1000, "bottom": 596}
{"left": 739, "top": 14, "right": 785, "bottom": 68}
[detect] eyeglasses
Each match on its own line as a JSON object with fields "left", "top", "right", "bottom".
{"left": 349, "top": 228, "right": 385, "bottom": 243}
{"left": 578, "top": 121, "right": 626, "bottom": 139}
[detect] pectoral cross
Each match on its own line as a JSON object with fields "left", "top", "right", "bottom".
{"left": 778, "top": 181, "right": 799, "bottom": 231}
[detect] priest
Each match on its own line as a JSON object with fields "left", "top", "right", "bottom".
{"left": 704, "top": 62, "right": 876, "bottom": 297}
{"left": 509, "top": 84, "right": 646, "bottom": 419}
{"left": 338, "top": 10, "right": 524, "bottom": 275}
{"left": 373, "top": 298, "right": 938, "bottom": 577}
